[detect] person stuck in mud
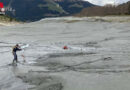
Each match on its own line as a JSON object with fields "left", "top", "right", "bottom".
{"left": 12, "top": 44, "right": 22, "bottom": 63}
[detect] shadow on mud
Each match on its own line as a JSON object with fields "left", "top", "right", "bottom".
{"left": 17, "top": 72, "right": 63, "bottom": 90}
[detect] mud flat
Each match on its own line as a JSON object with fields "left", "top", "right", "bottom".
{"left": 0, "top": 16, "right": 130, "bottom": 90}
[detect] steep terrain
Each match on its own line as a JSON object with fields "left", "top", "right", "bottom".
{"left": 1, "top": 0, "right": 94, "bottom": 21}
{"left": 2, "top": 0, "right": 66, "bottom": 21}
{"left": 54, "top": 0, "right": 94, "bottom": 14}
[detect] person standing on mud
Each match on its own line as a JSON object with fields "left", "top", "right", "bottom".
{"left": 12, "top": 44, "right": 22, "bottom": 63}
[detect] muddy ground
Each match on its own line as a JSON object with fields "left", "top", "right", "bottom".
{"left": 0, "top": 16, "right": 130, "bottom": 90}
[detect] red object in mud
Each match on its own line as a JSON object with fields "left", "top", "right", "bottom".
{"left": 63, "top": 46, "right": 68, "bottom": 50}
{"left": 0, "top": 2, "right": 4, "bottom": 8}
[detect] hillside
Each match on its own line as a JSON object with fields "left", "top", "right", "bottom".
{"left": 54, "top": 0, "right": 94, "bottom": 14}
{"left": 1, "top": 0, "right": 66, "bottom": 21}
{"left": 1, "top": 0, "right": 94, "bottom": 21}
{"left": 76, "top": 1, "right": 130, "bottom": 17}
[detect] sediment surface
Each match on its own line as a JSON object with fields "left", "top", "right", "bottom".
{"left": 0, "top": 16, "right": 130, "bottom": 90}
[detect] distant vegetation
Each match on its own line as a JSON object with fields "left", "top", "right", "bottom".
{"left": 0, "top": 15, "right": 18, "bottom": 22}
{"left": 76, "top": 1, "right": 130, "bottom": 16}
{"left": 55, "top": 0, "right": 95, "bottom": 14}
{"left": 1, "top": 0, "right": 95, "bottom": 21}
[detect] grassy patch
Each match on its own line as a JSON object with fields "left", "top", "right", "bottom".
{"left": 0, "top": 15, "right": 19, "bottom": 22}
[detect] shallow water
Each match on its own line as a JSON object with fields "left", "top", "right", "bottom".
{"left": 0, "top": 17, "right": 130, "bottom": 90}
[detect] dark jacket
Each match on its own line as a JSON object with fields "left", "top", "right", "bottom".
{"left": 12, "top": 46, "right": 22, "bottom": 53}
